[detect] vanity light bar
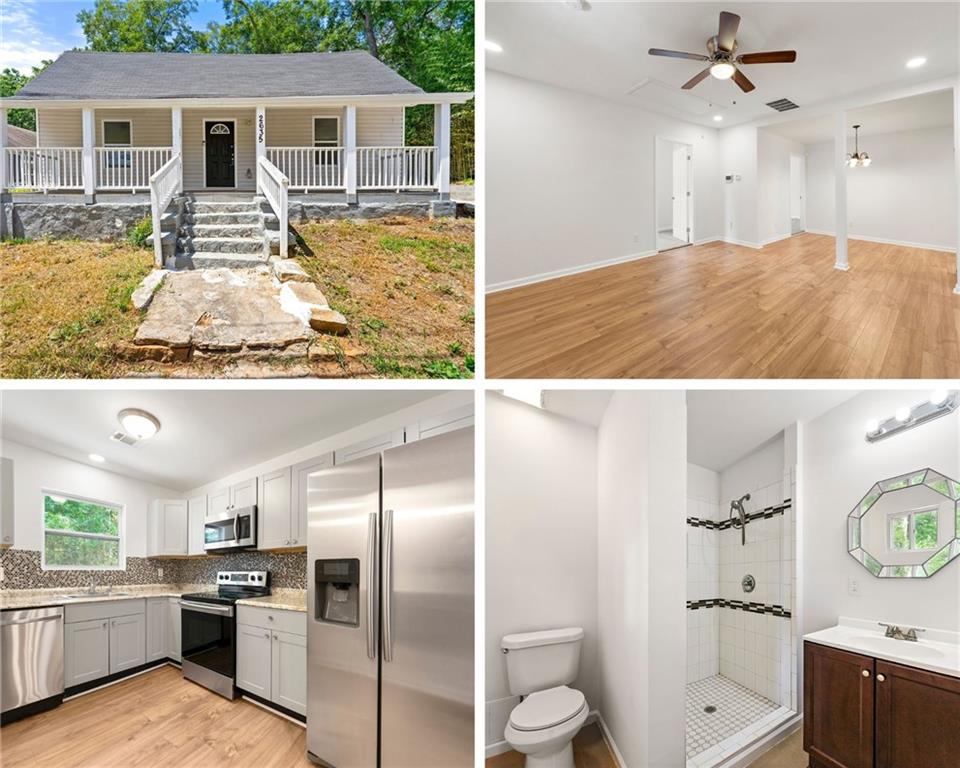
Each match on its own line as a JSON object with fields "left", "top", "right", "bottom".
{"left": 865, "top": 391, "right": 958, "bottom": 443}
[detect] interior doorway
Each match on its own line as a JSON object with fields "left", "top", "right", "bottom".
{"left": 789, "top": 154, "right": 805, "bottom": 235}
{"left": 656, "top": 137, "right": 693, "bottom": 252}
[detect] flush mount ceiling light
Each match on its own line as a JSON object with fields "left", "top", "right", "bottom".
{"left": 865, "top": 391, "right": 958, "bottom": 442}
{"left": 484, "top": 40, "right": 503, "bottom": 53}
{"left": 846, "top": 124, "right": 872, "bottom": 168}
{"left": 906, "top": 57, "right": 927, "bottom": 69}
{"left": 88, "top": 453, "right": 105, "bottom": 463}
{"left": 117, "top": 408, "right": 161, "bottom": 441}
{"left": 713, "top": 115, "right": 724, "bottom": 122}
{"left": 501, "top": 387, "right": 543, "bottom": 409}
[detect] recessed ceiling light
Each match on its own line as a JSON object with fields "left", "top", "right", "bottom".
{"left": 89, "top": 453, "right": 105, "bottom": 463}
{"left": 906, "top": 57, "right": 927, "bottom": 69}
{"left": 485, "top": 40, "right": 503, "bottom": 53}
{"left": 118, "top": 408, "right": 161, "bottom": 440}
{"left": 713, "top": 115, "right": 723, "bottom": 122}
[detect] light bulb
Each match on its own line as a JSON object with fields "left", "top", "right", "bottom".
{"left": 930, "top": 389, "right": 949, "bottom": 406}
{"left": 895, "top": 406, "right": 911, "bottom": 423}
{"left": 861, "top": 156, "right": 871, "bottom": 167}
{"left": 865, "top": 419, "right": 880, "bottom": 435}
{"left": 710, "top": 62, "right": 736, "bottom": 80}
{"left": 89, "top": 453, "right": 105, "bottom": 463}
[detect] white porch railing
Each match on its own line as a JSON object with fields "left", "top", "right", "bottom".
{"left": 4, "top": 147, "right": 83, "bottom": 190}
{"left": 267, "top": 147, "right": 344, "bottom": 190}
{"left": 149, "top": 153, "right": 181, "bottom": 266}
{"left": 257, "top": 156, "right": 289, "bottom": 258}
{"left": 96, "top": 147, "right": 173, "bottom": 192}
{"left": 357, "top": 146, "right": 437, "bottom": 190}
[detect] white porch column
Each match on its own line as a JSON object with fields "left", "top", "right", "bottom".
{"left": 255, "top": 105, "right": 266, "bottom": 194}
{"left": 345, "top": 104, "right": 357, "bottom": 204}
{"left": 954, "top": 82, "right": 960, "bottom": 294}
{"left": 434, "top": 102, "right": 451, "bottom": 201}
{"left": 171, "top": 107, "right": 183, "bottom": 193}
{"left": 833, "top": 110, "right": 849, "bottom": 271}
{"left": 82, "top": 107, "right": 95, "bottom": 203}
{"left": 0, "top": 109, "right": 7, "bottom": 193}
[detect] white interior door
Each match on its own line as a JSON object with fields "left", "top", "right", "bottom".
{"left": 790, "top": 155, "right": 805, "bottom": 233}
{"left": 672, "top": 146, "right": 689, "bottom": 242}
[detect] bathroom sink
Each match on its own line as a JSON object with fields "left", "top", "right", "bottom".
{"left": 848, "top": 635, "right": 946, "bottom": 661}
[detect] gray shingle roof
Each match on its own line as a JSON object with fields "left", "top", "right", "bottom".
{"left": 13, "top": 50, "right": 425, "bottom": 100}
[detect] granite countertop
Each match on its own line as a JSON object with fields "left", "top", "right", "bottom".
{"left": 236, "top": 589, "right": 306, "bottom": 613}
{"left": 0, "top": 584, "right": 206, "bottom": 611}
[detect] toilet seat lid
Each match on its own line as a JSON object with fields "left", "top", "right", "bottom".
{"left": 509, "top": 686, "right": 586, "bottom": 732}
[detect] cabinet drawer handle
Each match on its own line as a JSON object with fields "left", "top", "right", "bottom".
{"left": 862, "top": 669, "right": 871, "bottom": 678}
{"left": 876, "top": 674, "right": 886, "bottom": 682}
{"left": 102, "top": 621, "right": 108, "bottom": 628}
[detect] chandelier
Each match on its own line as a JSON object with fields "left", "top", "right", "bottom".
{"left": 847, "top": 124, "right": 872, "bottom": 168}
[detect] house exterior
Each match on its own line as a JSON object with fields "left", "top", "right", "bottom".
{"left": 5, "top": 125, "right": 36, "bottom": 147}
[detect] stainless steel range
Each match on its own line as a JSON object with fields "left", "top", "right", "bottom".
{"left": 179, "top": 571, "right": 269, "bottom": 699}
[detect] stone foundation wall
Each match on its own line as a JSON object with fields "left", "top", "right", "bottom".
{"left": 1, "top": 201, "right": 150, "bottom": 241}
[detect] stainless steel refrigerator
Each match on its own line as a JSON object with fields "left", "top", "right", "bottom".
{"left": 306, "top": 426, "right": 474, "bottom": 768}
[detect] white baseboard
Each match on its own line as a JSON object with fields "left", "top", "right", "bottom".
{"left": 759, "top": 233, "right": 793, "bottom": 247}
{"left": 804, "top": 229, "right": 956, "bottom": 254}
{"left": 240, "top": 695, "right": 306, "bottom": 728}
{"left": 721, "top": 237, "right": 763, "bottom": 250}
{"left": 595, "top": 711, "right": 627, "bottom": 768}
{"left": 485, "top": 250, "right": 658, "bottom": 293}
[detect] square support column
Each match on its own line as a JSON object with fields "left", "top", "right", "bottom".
{"left": 954, "top": 82, "right": 960, "bottom": 294}
{"left": 255, "top": 105, "right": 266, "bottom": 195}
{"left": 0, "top": 108, "right": 7, "bottom": 193}
{"left": 82, "top": 107, "right": 95, "bottom": 203}
{"left": 434, "top": 102, "right": 451, "bottom": 201}
{"left": 833, "top": 110, "right": 849, "bottom": 271}
{"left": 171, "top": 107, "right": 183, "bottom": 193}
{"left": 344, "top": 105, "right": 357, "bottom": 204}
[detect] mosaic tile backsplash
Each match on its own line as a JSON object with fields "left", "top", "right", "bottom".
{"left": 0, "top": 548, "right": 307, "bottom": 590}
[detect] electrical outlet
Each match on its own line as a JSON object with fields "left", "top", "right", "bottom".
{"left": 158, "top": 566, "right": 163, "bottom": 580}
{"left": 633, "top": 234, "right": 639, "bottom": 244}
{"left": 848, "top": 577, "right": 860, "bottom": 596}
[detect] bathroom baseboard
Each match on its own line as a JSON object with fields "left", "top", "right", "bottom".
{"left": 484, "top": 740, "right": 512, "bottom": 759}
{"left": 595, "top": 711, "right": 627, "bottom": 768}
{"left": 483, "top": 710, "right": 617, "bottom": 761}
{"left": 715, "top": 713, "right": 803, "bottom": 768}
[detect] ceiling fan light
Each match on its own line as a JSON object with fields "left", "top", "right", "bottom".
{"left": 710, "top": 62, "right": 736, "bottom": 80}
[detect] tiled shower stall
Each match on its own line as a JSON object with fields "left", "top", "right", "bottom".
{"left": 685, "top": 434, "right": 798, "bottom": 767}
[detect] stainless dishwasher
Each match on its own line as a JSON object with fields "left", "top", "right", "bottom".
{"left": 1, "top": 606, "right": 65, "bottom": 724}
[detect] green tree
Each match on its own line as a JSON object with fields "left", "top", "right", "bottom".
{"left": 210, "top": 0, "right": 334, "bottom": 53}
{"left": 1, "top": 61, "right": 52, "bottom": 131}
{"left": 77, "top": 0, "right": 210, "bottom": 52}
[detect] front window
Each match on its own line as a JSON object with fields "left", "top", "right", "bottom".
{"left": 314, "top": 117, "right": 339, "bottom": 164}
{"left": 888, "top": 507, "right": 938, "bottom": 552}
{"left": 103, "top": 120, "right": 132, "bottom": 168}
{"left": 42, "top": 492, "right": 124, "bottom": 570}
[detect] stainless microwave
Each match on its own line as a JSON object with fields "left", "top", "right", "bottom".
{"left": 204, "top": 506, "right": 257, "bottom": 552}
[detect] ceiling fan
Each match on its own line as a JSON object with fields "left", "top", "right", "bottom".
{"left": 648, "top": 11, "right": 796, "bottom": 93}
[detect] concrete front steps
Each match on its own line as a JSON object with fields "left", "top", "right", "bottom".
{"left": 148, "top": 196, "right": 295, "bottom": 269}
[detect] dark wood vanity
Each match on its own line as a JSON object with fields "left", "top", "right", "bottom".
{"left": 804, "top": 641, "right": 960, "bottom": 768}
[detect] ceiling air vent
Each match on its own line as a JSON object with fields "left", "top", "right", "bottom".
{"left": 766, "top": 98, "right": 800, "bottom": 112}
{"left": 110, "top": 430, "right": 139, "bottom": 446}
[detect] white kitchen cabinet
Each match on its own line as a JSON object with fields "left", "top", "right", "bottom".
{"left": 64, "top": 618, "right": 110, "bottom": 688}
{"left": 236, "top": 622, "right": 272, "bottom": 698}
{"left": 110, "top": 613, "right": 146, "bottom": 673}
{"left": 146, "top": 598, "right": 168, "bottom": 663}
{"left": 167, "top": 597, "right": 181, "bottom": 662}
{"left": 334, "top": 430, "right": 405, "bottom": 465}
{"left": 187, "top": 495, "right": 207, "bottom": 555}
{"left": 406, "top": 404, "right": 474, "bottom": 442}
{"left": 257, "top": 466, "right": 294, "bottom": 550}
{"left": 271, "top": 630, "right": 307, "bottom": 714}
{"left": 0, "top": 456, "right": 13, "bottom": 548}
{"left": 290, "top": 453, "right": 333, "bottom": 547}
{"left": 148, "top": 499, "right": 188, "bottom": 556}
{"left": 208, "top": 487, "right": 230, "bottom": 517}
{"left": 209, "top": 478, "right": 257, "bottom": 514}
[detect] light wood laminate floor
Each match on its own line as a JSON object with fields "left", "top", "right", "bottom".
{"left": 0, "top": 665, "right": 311, "bottom": 768}
{"left": 486, "top": 723, "right": 618, "bottom": 768}
{"left": 486, "top": 235, "right": 960, "bottom": 378}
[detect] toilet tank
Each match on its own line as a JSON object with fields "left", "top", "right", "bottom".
{"left": 501, "top": 627, "right": 584, "bottom": 696}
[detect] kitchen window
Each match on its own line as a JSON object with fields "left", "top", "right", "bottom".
{"left": 42, "top": 491, "right": 124, "bottom": 570}
{"left": 888, "top": 507, "right": 938, "bottom": 552}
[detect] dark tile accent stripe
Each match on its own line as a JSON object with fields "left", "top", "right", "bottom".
{"left": 686, "top": 597, "right": 791, "bottom": 618}
{"left": 687, "top": 499, "right": 792, "bottom": 530}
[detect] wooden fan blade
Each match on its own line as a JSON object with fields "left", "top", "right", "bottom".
{"left": 648, "top": 48, "right": 710, "bottom": 61}
{"left": 737, "top": 51, "right": 797, "bottom": 65}
{"left": 732, "top": 68, "right": 756, "bottom": 93}
{"left": 717, "top": 11, "right": 741, "bottom": 52}
{"left": 682, "top": 68, "right": 712, "bottom": 90}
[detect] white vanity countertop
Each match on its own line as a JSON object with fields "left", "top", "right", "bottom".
{"left": 804, "top": 616, "right": 960, "bottom": 679}
{"left": 235, "top": 589, "right": 306, "bottom": 613}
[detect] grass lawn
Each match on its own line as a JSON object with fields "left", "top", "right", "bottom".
{"left": 294, "top": 216, "right": 474, "bottom": 378}
{"left": 1, "top": 217, "right": 474, "bottom": 379}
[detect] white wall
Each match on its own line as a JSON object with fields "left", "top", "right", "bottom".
{"left": 486, "top": 70, "right": 723, "bottom": 290}
{"left": 804, "top": 126, "right": 957, "bottom": 251}
{"left": 719, "top": 434, "right": 785, "bottom": 510}
{"left": 0, "top": 440, "right": 181, "bottom": 559}
{"left": 687, "top": 463, "right": 720, "bottom": 685}
{"left": 757, "top": 130, "right": 805, "bottom": 245}
{"left": 803, "top": 391, "right": 960, "bottom": 634}
{"left": 598, "top": 391, "right": 686, "bottom": 768}
{"left": 719, "top": 125, "right": 759, "bottom": 246}
{"left": 484, "top": 393, "right": 599, "bottom": 749}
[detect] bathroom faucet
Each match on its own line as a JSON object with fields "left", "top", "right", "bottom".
{"left": 879, "top": 622, "right": 925, "bottom": 642}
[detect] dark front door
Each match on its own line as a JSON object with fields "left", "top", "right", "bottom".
{"left": 205, "top": 121, "right": 234, "bottom": 187}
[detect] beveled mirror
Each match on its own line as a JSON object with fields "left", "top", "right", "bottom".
{"left": 848, "top": 469, "right": 960, "bottom": 578}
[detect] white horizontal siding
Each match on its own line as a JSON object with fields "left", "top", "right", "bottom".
{"left": 94, "top": 109, "right": 172, "bottom": 146}
{"left": 182, "top": 108, "right": 256, "bottom": 191}
{"left": 37, "top": 109, "right": 81, "bottom": 147}
{"left": 357, "top": 106, "right": 404, "bottom": 147}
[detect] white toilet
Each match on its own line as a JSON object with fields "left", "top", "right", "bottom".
{"left": 501, "top": 627, "right": 588, "bottom": 768}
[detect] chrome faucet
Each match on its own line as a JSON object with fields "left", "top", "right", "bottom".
{"left": 87, "top": 577, "right": 99, "bottom": 595}
{"left": 879, "top": 622, "right": 925, "bottom": 642}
